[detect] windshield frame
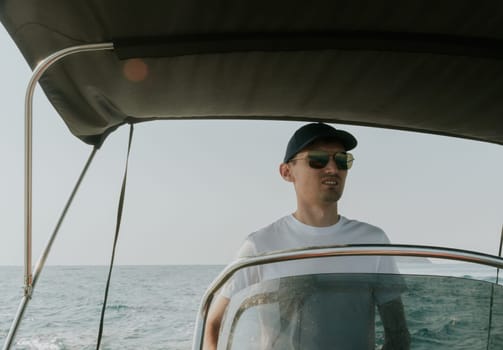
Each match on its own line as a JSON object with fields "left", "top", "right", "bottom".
{"left": 192, "top": 244, "right": 503, "bottom": 350}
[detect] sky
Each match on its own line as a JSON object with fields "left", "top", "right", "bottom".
{"left": 1, "top": 26, "right": 502, "bottom": 266}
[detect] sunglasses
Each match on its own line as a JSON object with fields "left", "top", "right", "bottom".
{"left": 291, "top": 151, "right": 354, "bottom": 170}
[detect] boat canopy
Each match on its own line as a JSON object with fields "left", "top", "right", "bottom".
{"left": 1, "top": 0, "right": 503, "bottom": 147}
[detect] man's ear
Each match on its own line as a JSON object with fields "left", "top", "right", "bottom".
{"left": 279, "top": 163, "right": 294, "bottom": 182}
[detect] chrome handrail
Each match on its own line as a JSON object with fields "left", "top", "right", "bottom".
{"left": 2, "top": 42, "right": 114, "bottom": 350}
{"left": 192, "top": 244, "right": 503, "bottom": 350}
{"left": 23, "top": 42, "right": 114, "bottom": 298}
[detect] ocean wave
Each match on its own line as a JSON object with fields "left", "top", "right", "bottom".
{"left": 16, "top": 336, "right": 67, "bottom": 350}
{"left": 105, "top": 304, "right": 131, "bottom": 311}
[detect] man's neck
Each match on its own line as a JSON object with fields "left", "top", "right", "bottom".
{"left": 293, "top": 203, "right": 340, "bottom": 227}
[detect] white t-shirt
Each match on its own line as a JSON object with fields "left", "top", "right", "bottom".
{"left": 218, "top": 215, "right": 405, "bottom": 349}
{"left": 221, "top": 214, "right": 400, "bottom": 302}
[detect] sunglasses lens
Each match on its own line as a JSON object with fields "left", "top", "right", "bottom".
{"left": 335, "top": 152, "right": 353, "bottom": 170}
{"left": 307, "top": 152, "right": 329, "bottom": 169}
{"left": 304, "top": 151, "right": 354, "bottom": 170}
{"left": 334, "top": 153, "right": 348, "bottom": 170}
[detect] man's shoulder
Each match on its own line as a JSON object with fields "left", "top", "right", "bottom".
{"left": 340, "top": 216, "right": 390, "bottom": 242}
{"left": 242, "top": 215, "right": 293, "bottom": 254}
{"left": 341, "top": 216, "right": 384, "bottom": 232}
{"left": 248, "top": 215, "right": 290, "bottom": 241}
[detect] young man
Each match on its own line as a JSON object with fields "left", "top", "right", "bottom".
{"left": 204, "top": 123, "right": 410, "bottom": 349}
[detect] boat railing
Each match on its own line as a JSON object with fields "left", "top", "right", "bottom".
{"left": 192, "top": 244, "right": 503, "bottom": 350}
{"left": 1, "top": 43, "right": 115, "bottom": 350}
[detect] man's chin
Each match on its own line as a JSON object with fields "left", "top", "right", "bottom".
{"left": 320, "top": 192, "right": 342, "bottom": 203}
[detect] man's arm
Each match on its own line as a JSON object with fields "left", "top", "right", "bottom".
{"left": 377, "top": 297, "right": 411, "bottom": 350}
{"left": 203, "top": 295, "right": 230, "bottom": 350}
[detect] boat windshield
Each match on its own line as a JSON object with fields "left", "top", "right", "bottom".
{"left": 212, "top": 256, "right": 503, "bottom": 350}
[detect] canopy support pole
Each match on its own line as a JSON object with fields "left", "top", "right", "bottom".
{"left": 486, "top": 224, "right": 503, "bottom": 349}
{"left": 3, "top": 147, "right": 98, "bottom": 350}
{"left": 2, "top": 42, "right": 114, "bottom": 350}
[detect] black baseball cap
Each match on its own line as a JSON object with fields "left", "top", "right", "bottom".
{"left": 283, "top": 123, "right": 357, "bottom": 163}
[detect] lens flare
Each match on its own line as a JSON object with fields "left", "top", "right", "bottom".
{"left": 123, "top": 58, "right": 148, "bottom": 82}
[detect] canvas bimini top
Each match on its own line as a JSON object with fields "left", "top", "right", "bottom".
{"left": 1, "top": 0, "right": 503, "bottom": 147}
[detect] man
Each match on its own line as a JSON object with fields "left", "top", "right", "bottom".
{"left": 204, "top": 123, "right": 410, "bottom": 349}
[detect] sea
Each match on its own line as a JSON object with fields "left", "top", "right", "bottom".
{"left": 0, "top": 266, "right": 223, "bottom": 350}
{"left": 0, "top": 263, "right": 502, "bottom": 349}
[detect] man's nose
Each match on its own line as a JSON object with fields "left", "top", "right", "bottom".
{"left": 324, "top": 157, "right": 340, "bottom": 173}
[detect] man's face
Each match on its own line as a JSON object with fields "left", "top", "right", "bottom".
{"left": 281, "top": 141, "right": 349, "bottom": 206}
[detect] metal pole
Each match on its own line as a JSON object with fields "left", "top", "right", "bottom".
{"left": 23, "top": 42, "right": 114, "bottom": 299}
{"left": 496, "top": 224, "right": 503, "bottom": 284}
{"left": 3, "top": 42, "right": 114, "bottom": 350}
{"left": 32, "top": 147, "right": 98, "bottom": 287}
{"left": 3, "top": 147, "right": 99, "bottom": 350}
{"left": 486, "top": 224, "right": 503, "bottom": 349}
